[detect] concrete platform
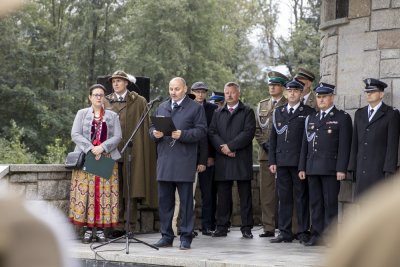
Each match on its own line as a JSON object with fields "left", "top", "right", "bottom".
{"left": 72, "top": 227, "right": 326, "bottom": 267}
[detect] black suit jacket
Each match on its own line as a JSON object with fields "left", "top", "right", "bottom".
{"left": 348, "top": 103, "right": 400, "bottom": 195}
{"left": 299, "top": 106, "right": 352, "bottom": 176}
{"left": 269, "top": 103, "right": 315, "bottom": 167}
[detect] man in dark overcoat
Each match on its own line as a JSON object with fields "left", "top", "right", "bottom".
{"left": 190, "top": 81, "right": 218, "bottom": 235}
{"left": 104, "top": 70, "right": 157, "bottom": 236}
{"left": 348, "top": 78, "right": 400, "bottom": 197}
{"left": 269, "top": 79, "right": 315, "bottom": 244}
{"left": 150, "top": 77, "right": 207, "bottom": 250}
{"left": 209, "top": 82, "right": 256, "bottom": 239}
{"left": 299, "top": 83, "right": 352, "bottom": 246}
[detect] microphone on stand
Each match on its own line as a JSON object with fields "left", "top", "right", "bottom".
{"left": 147, "top": 96, "right": 163, "bottom": 106}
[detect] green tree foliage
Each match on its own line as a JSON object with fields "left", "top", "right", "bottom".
{"left": 0, "top": 120, "right": 37, "bottom": 164}
{"left": 0, "top": 0, "right": 321, "bottom": 163}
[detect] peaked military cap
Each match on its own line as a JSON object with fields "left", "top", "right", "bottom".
{"left": 210, "top": 91, "right": 224, "bottom": 102}
{"left": 191, "top": 81, "right": 209, "bottom": 91}
{"left": 109, "top": 70, "right": 130, "bottom": 82}
{"left": 314, "top": 82, "right": 335, "bottom": 95}
{"left": 267, "top": 71, "right": 289, "bottom": 86}
{"left": 363, "top": 78, "right": 388, "bottom": 92}
{"left": 295, "top": 68, "right": 315, "bottom": 82}
{"left": 286, "top": 79, "right": 305, "bottom": 90}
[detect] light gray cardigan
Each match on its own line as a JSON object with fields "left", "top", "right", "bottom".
{"left": 71, "top": 107, "right": 122, "bottom": 160}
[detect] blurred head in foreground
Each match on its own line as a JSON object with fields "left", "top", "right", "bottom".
{"left": 324, "top": 171, "right": 400, "bottom": 267}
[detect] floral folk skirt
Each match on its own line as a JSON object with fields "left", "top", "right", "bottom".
{"left": 68, "top": 164, "right": 119, "bottom": 228}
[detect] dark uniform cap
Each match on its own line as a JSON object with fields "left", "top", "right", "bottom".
{"left": 314, "top": 82, "right": 335, "bottom": 95}
{"left": 267, "top": 71, "right": 289, "bottom": 86}
{"left": 286, "top": 79, "right": 305, "bottom": 90}
{"left": 209, "top": 91, "right": 224, "bottom": 102}
{"left": 191, "top": 81, "right": 209, "bottom": 91}
{"left": 295, "top": 68, "right": 315, "bottom": 82}
{"left": 363, "top": 78, "right": 388, "bottom": 92}
{"left": 109, "top": 70, "right": 130, "bottom": 82}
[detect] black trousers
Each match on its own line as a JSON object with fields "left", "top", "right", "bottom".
{"left": 276, "top": 166, "right": 309, "bottom": 239}
{"left": 308, "top": 175, "right": 340, "bottom": 236}
{"left": 216, "top": 180, "right": 254, "bottom": 232}
{"left": 158, "top": 181, "right": 194, "bottom": 242}
{"left": 198, "top": 166, "right": 217, "bottom": 230}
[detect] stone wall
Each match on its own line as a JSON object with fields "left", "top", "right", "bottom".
{"left": 320, "top": 0, "right": 400, "bottom": 211}
{"left": 0, "top": 164, "right": 262, "bottom": 233}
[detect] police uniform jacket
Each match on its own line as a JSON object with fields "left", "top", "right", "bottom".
{"left": 269, "top": 103, "right": 315, "bottom": 167}
{"left": 299, "top": 106, "right": 352, "bottom": 175}
{"left": 348, "top": 103, "right": 400, "bottom": 195}
{"left": 255, "top": 96, "right": 287, "bottom": 161}
{"left": 149, "top": 97, "right": 207, "bottom": 183}
{"left": 209, "top": 101, "right": 256, "bottom": 181}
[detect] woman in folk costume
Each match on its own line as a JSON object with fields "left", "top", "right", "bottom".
{"left": 68, "top": 84, "right": 122, "bottom": 244}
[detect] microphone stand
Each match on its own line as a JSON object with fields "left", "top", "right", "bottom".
{"left": 93, "top": 101, "right": 159, "bottom": 253}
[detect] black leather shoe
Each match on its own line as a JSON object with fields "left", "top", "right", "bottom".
{"left": 179, "top": 240, "right": 191, "bottom": 250}
{"left": 82, "top": 230, "right": 93, "bottom": 244}
{"left": 242, "top": 230, "right": 253, "bottom": 239}
{"left": 259, "top": 231, "right": 275, "bottom": 237}
{"left": 192, "top": 231, "right": 198, "bottom": 238}
{"left": 297, "top": 233, "right": 310, "bottom": 244}
{"left": 304, "top": 236, "right": 322, "bottom": 246}
{"left": 153, "top": 238, "right": 173, "bottom": 248}
{"left": 202, "top": 229, "right": 213, "bottom": 236}
{"left": 212, "top": 229, "right": 227, "bottom": 237}
{"left": 270, "top": 234, "right": 292, "bottom": 243}
{"left": 95, "top": 230, "right": 107, "bottom": 243}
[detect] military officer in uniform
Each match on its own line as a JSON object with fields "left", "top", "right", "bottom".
{"left": 348, "top": 78, "right": 400, "bottom": 197}
{"left": 295, "top": 68, "right": 317, "bottom": 109}
{"left": 269, "top": 79, "right": 315, "bottom": 244}
{"left": 299, "top": 83, "right": 352, "bottom": 246}
{"left": 255, "top": 71, "right": 288, "bottom": 237}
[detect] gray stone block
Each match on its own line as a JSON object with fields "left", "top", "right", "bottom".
{"left": 339, "top": 17, "right": 369, "bottom": 34}
{"left": 363, "top": 32, "right": 378, "bottom": 51}
{"left": 372, "top": 0, "right": 391, "bottom": 9}
{"left": 362, "top": 50, "right": 380, "bottom": 78}
{"left": 140, "top": 211, "right": 154, "bottom": 232}
{"left": 392, "top": 79, "right": 400, "bottom": 108}
{"left": 9, "top": 173, "right": 37, "bottom": 183}
{"left": 321, "top": 54, "right": 337, "bottom": 75}
{"left": 57, "top": 180, "right": 71, "bottom": 200}
{"left": 378, "top": 30, "right": 400, "bottom": 49}
{"left": 371, "top": 9, "right": 400, "bottom": 31}
{"left": 320, "top": 74, "right": 337, "bottom": 85}
{"left": 381, "top": 49, "right": 400, "bottom": 59}
{"left": 38, "top": 180, "right": 59, "bottom": 200}
{"left": 335, "top": 95, "right": 345, "bottom": 110}
{"left": 344, "top": 95, "right": 361, "bottom": 110}
{"left": 393, "top": 0, "right": 400, "bottom": 8}
{"left": 380, "top": 59, "right": 400, "bottom": 77}
{"left": 349, "top": 0, "right": 371, "bottom": 18}
{"left": 38, "top": 172, "right": 68, "bottom": 180}
{"left": 9, "top": 164, "right": 68, "bottom": 173}
{"left": 25, "top": 184, "right": 38, "bottom": 200}
{"left": 322, "top": 36, "right": 338, "bottom": 57}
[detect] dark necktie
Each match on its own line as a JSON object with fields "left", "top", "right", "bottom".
{"left": 369, "top": 109, "right": 374, "bottom": 119}
{"left": 289, "top": 107, "right": 294, "bottom": 116}
{"left": 321, "top": 111, "right": 326, "bottom": 120}
{"left": 301, "top": 97, "right": 305, "bottom": 104}
{"left": 272, "top": 100, "right": 277, "bottom": 107}
{"left": 173, "top": 102, "right": 179, "bottom": 109}
{"left": 119, "top": 96, "right": 123, "bottom": 102}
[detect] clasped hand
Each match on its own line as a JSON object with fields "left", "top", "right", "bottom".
{"left": 220, "top": 144, "right": 235, "bottom": 158}
{"left": 153, "top": 130, "right": 181, "bottom": 140}
{"left": 91, "top": 145, "right": 104, "bottom": 160}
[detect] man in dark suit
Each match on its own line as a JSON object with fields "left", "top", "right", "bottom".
{"left": 209, "top": 82, "right": 256, "bottom": 239}
{"left": 348, "top": 78, "right": 400, "bottom": 197}
{"left": 190, "top": 81, "right": 218, "bottom": 235}
{"left": 150, "top": 77, "right": 207, "bottom": 250}
{"left": 269, "top": 79, "right": 315, "bottom": 244}
{"left": 299, "top": 83, "right": 352, "bottom": 246}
